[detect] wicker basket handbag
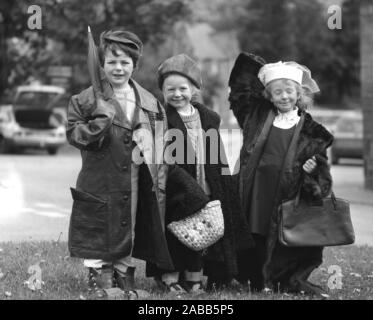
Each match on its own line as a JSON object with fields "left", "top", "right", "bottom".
{"left": 167, "top": 200, "right": 225, "bottom": 251}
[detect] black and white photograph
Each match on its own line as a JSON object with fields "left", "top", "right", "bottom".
{"left": 0, "top": 0, "right": 372, "bottom": 305}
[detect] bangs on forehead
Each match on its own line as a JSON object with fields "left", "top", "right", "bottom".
{"left": 105, "top": 44, "right": 131, "bottom": 58}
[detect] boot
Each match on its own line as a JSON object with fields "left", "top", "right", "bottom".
{"left": 88, "top": 265, "right": 114, "bottom": 298}
{"left": 115, "top": 267, "right": 151, "bottom": 299}
{"left": 297, "top": 280, "right": 326, "bottom": 297}
{"left": 182, "top": 280, "right": 205, "bottom": 295}
{"left": 114, "top": 267, "right": 135, "bottom": 291}
{"left": 288, "top": 265, "right": 325, "bottom": 297}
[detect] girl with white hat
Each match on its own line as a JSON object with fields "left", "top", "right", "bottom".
{"left": 229, "top": 53, "right": 334, "bottom": 296}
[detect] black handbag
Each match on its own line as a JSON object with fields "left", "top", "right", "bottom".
{"left": 279, "top": 190, "right": 355, "bottom": 247}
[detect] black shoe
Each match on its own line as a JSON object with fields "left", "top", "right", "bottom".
{"left": 298, "top": 280, "right": 326, "bottom": 296}
{"left": 155, "top": 278, "right": 187, "bottom": 295}
{"left": 182, "top": 281, "right": 205, "bottom": 294}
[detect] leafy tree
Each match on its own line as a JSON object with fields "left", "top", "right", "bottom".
{"left": 0, "top": 0, "right": 31, "bottom": 99}
{"left": 238, "top": 0, "right": 297, "bottom": 61}
{"left": 327, "top": 0, "right": 360, "bottom": 103}
{"left": 236, "top": 0, "right": 360, "bottom": 105}
{"left": 294, "top": 0, "right": 359, "bottom": 104}
{"left": 192, "top": 0, "right": 246, "bottom": 30}
{"left": 0, "top": 0, "right": 191, "bottom": 99}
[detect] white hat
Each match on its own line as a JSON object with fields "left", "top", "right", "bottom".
{"left": 258, "top": 61, "right": 320, "bottom": 93}
{"left": 258, "top": 61, "right": 303, "bottom": 86}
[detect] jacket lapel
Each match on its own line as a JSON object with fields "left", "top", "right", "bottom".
{"left": 282, "top": 113, "right": 306, "bottom": 174}
{"left": 130, "top": 83, "right": 161, "bottom": 192}
{"left": 166, "top": 105, "right": 196, "bottom": 165}
{"left": 239, "top": 108, "right": 276, "bottom": 214}
{"left": 167, "top": 105, "right": 188, "bottom": 136}
{"left": 131, "top": 79, "right": 159, "bottom": 113}
{"left": 194, "top": 103, "right": 210, "bottom": 131}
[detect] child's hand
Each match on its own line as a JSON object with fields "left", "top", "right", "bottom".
{"left": 303, "top": 156, "right": 317, "bottom": 174}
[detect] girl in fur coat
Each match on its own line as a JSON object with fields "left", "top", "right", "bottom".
{"left": 146, "top": 54, "right": 252, "bottom": 294}
{"left": 229, "top": 53, "right": 334, "bottom": 296}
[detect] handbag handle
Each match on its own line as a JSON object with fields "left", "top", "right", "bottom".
{"left": 293, "top": 184, "right": 338, "bottom": 210}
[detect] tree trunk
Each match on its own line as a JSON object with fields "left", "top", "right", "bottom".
{"left": 360, "top": 0, "right": 373, "bottom": 189}
{"left": 0, "top": 12, "right": 8, "bottom": 100}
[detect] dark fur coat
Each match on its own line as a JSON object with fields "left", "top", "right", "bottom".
{"left": 165, "top": 102, "right": 253, "bottom": 279}
{"left": 229, "top": 52, "right": 334, "bottom": 291}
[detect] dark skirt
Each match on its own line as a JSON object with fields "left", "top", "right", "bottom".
{"left": 249, "top": 125, "right": 295, "bottom": 235}
{"left": 236, "top": 235, "right": 323, "bottom": 292}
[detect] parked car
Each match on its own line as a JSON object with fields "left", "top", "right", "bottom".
{"left": 330, "top": 110, "right": 363, "bottom": 164}
{"left": 0, "top": 84, "right": 67, "bottom": 155}
{"left": 310, "top": 108, "right": 363, "bottom": 164}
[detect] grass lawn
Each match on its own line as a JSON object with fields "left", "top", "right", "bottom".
{"left": 0, "top": 241, "right": 372, "bottom": 300}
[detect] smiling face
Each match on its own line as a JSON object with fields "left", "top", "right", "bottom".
{"left": 267, "top": 79, "right": 300, "bottom": 113}
{"left": 103, "top": 48, "right": 134, "bottom": 89}
{"left": 162, "top": 74, "right": 194, "bottom": 112}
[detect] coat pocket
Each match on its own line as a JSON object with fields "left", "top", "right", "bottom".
{"left": 69, "top": 188, "right": 108, "bottom": 252}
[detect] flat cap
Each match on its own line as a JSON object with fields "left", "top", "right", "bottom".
{"left": 100, "top": 29, "right": 143, "bottom": 56}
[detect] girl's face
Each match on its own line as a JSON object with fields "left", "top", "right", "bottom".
{"left": 103, "top": 48, "right": 134, "bottom": 88}
{"left": 268, "top": 79, "right": 300, "bottom": 113}
{"left": 163, "top": 74, "right": 193, "bottom": 110}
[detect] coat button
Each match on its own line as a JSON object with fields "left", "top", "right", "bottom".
{"left": 123, "top": 195, "right": 129, "bottom": 201}
{"left": 121, "top": 220, "right": 127, "bottom": 227}
{"left": 122, "top": 165, "right": 128, "bottom": 171}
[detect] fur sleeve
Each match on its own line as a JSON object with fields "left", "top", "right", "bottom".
{"left": 228, "top": 52, "right": 267, "bottom": 129}
{"left": 302, "top": 151, "right": 333, "bottom": 201}
{"left": 166, "top": 165, "right": 209, "bottom": 223}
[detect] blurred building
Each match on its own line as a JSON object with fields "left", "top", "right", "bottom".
{"left": 170, "top": 22, "right": 240, "bottom": 117}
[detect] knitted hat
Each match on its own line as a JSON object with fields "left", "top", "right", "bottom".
{"left": 157, "top": 54, "right": 202, "bottom": 89}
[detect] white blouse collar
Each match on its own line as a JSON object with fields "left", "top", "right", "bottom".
{"left": 273, "top": 107, "right": 300, "bottom": 129}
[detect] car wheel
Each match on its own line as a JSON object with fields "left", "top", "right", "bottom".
{"left": 47, "top": 147, "right": 58, "bottom": 155}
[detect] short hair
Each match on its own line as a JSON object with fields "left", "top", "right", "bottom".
{"left": 263, "top": 79, "right": 314, "bottom": 111}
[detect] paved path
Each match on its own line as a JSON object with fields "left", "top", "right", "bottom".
{"left": 0, "top": 139, "right": 372, "bottom": 246}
